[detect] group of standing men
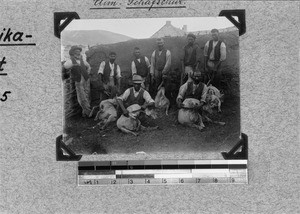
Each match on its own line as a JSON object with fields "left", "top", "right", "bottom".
{"left": 63, "top": 28, "right": 226, "bottom": 118}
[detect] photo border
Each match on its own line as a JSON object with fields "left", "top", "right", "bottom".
{"left": 54, "top": 10, "right": 247, "bottom": 161}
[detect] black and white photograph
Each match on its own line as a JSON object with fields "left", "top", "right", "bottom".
{"left": 61, "top": 17, "right": 240, "bottom": 158}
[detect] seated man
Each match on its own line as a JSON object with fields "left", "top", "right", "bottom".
{"left": 117, "top": 75, "right": 155, "bottom": 117}
{"left": 176, "top": 70, "right": 208, "bottom": 112}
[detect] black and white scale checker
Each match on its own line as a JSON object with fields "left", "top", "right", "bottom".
{"left": 78, "top": 160, "right": 248, "bottom": 185}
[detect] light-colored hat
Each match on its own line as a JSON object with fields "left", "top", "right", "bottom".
{"left": 127, "top": 104, "right": 141, "bottom": 113}
{"left": 132, "top": 75, "right": 143, "bottom": 84}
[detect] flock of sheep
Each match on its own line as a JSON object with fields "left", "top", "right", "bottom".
{"left": 89, "top": 84, "right": 225, "bottom": 136}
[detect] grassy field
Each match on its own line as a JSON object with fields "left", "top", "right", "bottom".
{"left": 66, "top": 94, "right": 240, "bottom": 157}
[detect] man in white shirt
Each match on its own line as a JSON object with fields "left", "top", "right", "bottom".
{"left": 98, "top": 52, "right": 122, "bottom": 100}
{"left": 203, "top": 29, "right": 226, "bottom": 86}
{"left": 150, "top": 38, "right": 171, "bottom": 95}
{"left": 117, "top": 75, "right": 154, "bottom": 117}
{"left": 63, "top": 46, "right": 92, "bottom": 117}
{"left": 131, "top": 47, "right": 151, "bottom": 91}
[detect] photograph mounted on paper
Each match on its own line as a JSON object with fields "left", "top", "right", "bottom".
{"left": 61, "top": 17, "right": 240, "bottom": 159}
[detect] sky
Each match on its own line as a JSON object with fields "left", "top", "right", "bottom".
{"left": 64, "top": 17, "right": 235, "bottom": 39}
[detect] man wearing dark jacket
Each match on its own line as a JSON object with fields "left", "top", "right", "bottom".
{"left": 204, "top": 29, "right": 226, "bottom": 86}
{"left": 150, "top": 38, "right": 171, "bottom": 95}
{"left": 182, "top": 33, "right": 201, "bottom": 84}
{"left": 63, "top": 46, "right": 92, "bottom": 117}
{"left": 131, "top": 47, "right": 151, "bottom": 91}
{"left": 98, "top": 52, "right": 122, "bottom": 100}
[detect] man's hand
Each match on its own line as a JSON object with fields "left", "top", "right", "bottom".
{"left": 141, "top": 103, "right": 147, "bottom": 110}
{"left": 98, "top": 81, "right": 105, "bottom": 91}
{"left": 103, "top": 84, "right": 109, "bottom": 91}
{"left": 177, "top": 98, "right": 183, "bottom": 108}
{"left": 213, "top": 61, "right": 221, "bottom": 72}
{"left": 123, "top": 109, "right": 129, "bottom": 117}
{"left": 70, "top": 57, "right": 80, "bottom": 67}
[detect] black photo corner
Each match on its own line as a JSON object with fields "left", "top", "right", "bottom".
{"left": 54, "top": 10, "right": 248, "bottom": 161}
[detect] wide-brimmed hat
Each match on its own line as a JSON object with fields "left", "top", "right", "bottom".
{"left": 127, "top": 104, "right": 141, "bottom": 113}
{"left": 132, "top": 75, "right": 143, "bottom": 84}
{"left": 69, "top": 46, "right": 82, "bottom": 56}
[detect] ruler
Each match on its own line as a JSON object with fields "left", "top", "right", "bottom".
{"left": 78, "top": 160, "right": 247, "bottom": 185}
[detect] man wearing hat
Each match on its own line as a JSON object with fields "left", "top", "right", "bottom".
{"left": 203, "top": 29, "right": 226, "bottom": 86}
{"left": 182, "top": 33, "right": 201, "bottom": 84}
{"left": 131, "top": 47, "right": 151, "bottom": 91}
{"left": 98, "top": 51, "right": 122, "bottom": 100}
{"left": 150, "top": 38, "right": 171, "bottom": 96}
{"left": 117, "top": 75, "right": 155, "bottom": 117}
{"left": 63, "top": 46, "right": 92, "bottom": 117}
{"left": 176, "top": 70, "right": 208, "bottom": 110}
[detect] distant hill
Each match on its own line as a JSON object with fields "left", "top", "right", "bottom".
{"left": 61, "top": 30, "right": 133, "bottom": 46}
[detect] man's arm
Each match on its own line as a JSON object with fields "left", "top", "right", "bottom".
{"left": 144, "top": 57, "right": 151, "bottom": 79}
{"left": 220, "top": 42, "right": 226, "bottom": 61}
{"left": 97, "top": 61, "right": 106, "bottom": 89}
{"left": 162, "top": 50, "right": 171, "bottom": 75}
{"left": 145, "top": 57, "right": 151, "bottom": 68}
{"left": 63, "top": 59, "right": 73, "bottom": 69}
{"left": 150, "top": 51, "right": 156, "bottom": 82}
{"left": 117, "top": 99, "right": 128, "bottom": 116}
{"left": 150, "top": 51, "right": 155, "bottom": 75}
{"left": 203, "top": 41, "right": 209, "bottom": 71}
{"left": 116, "top": 65, "right": 122, "bottom": 90}
{"left": 142, "top": 90, "right": 155, "bottom": 109}
{"left": 213, "top": 42, "right": 226, "bottom": 71}
{"left": 83, "top": 58, "right": 91, "bottom": 74}
{"left": 176, "top": 83, "right": 188, "bottom": 107}
{"left": 131, "top": 61, "right": 137, "bottom": 76}
{"left": 116, "top": 89, "right": 130, "bottom": 115}
{"left": 98, "top": 61, "right": 105, "bottom": 75}
{"left": 200, "top": 84, "right": 208, "bottom": 105}
{"left": 195, "top": 44, "right": 201, "bottom": 68}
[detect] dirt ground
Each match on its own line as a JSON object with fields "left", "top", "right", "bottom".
{"left": 66, "top": 94, "right": 240, "bottom": 157}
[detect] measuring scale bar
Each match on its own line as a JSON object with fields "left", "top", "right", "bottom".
{"left": 78, "top": 160, "right": 248, "bottom": 185}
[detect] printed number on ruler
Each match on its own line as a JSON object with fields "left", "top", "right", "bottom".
{"left": 1, "top": 91, "right": 11, "bottom": 102}
{"left": 128, "top": 179, "right": 133, "bottom": 184}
